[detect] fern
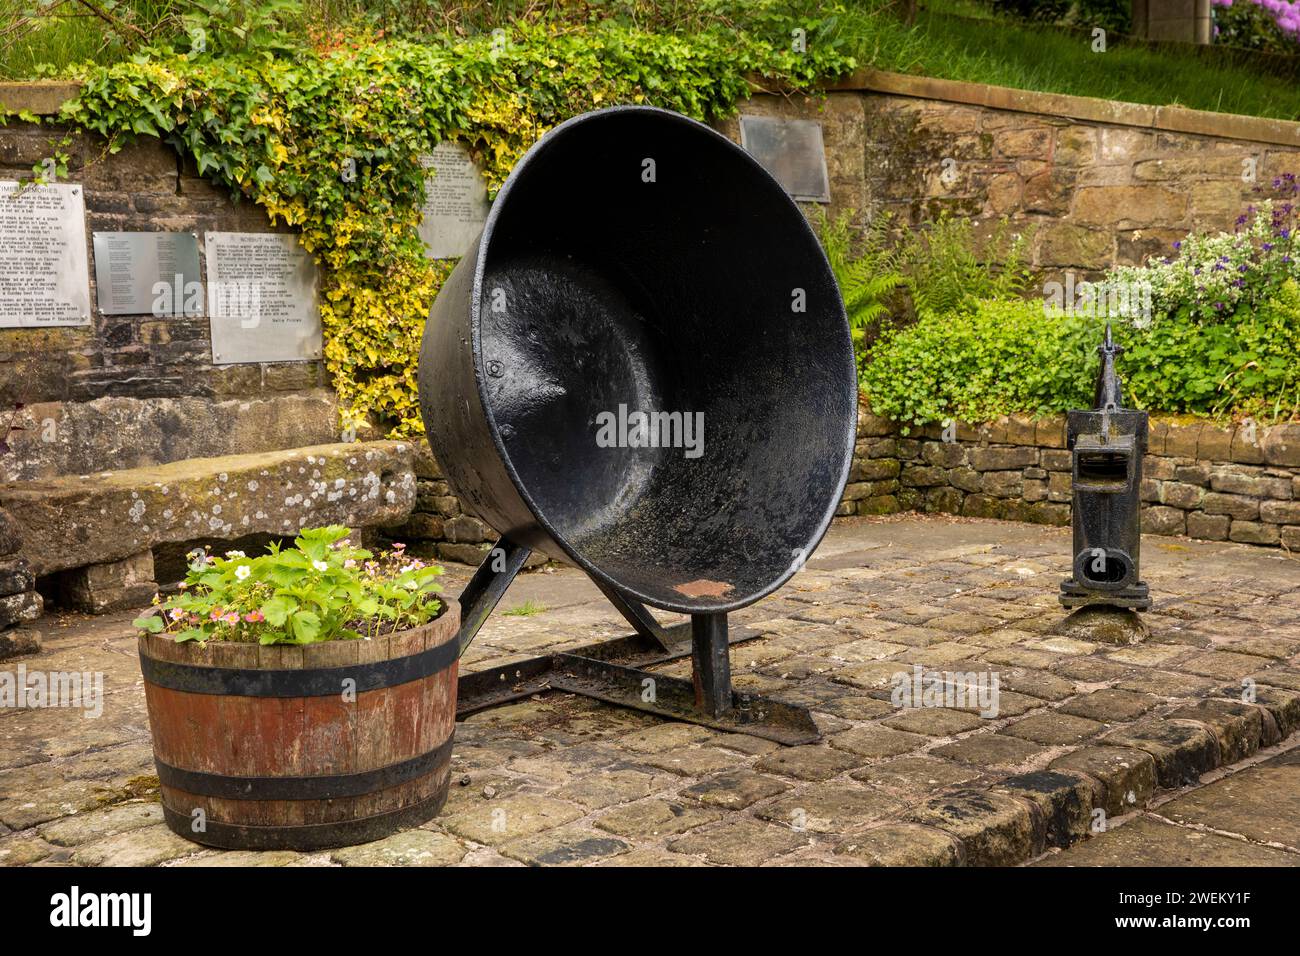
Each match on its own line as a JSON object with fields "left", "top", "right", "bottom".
{"left": 902, "top": 212, "right": 1034, "bottom": 317}
{"left": 815, "top": 208, "right": 905, "bottom": 347}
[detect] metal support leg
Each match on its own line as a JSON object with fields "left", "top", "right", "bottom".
{"left": 591, "top": 578, "right": 673, "bottom": 654}
{"left": 456, "top": 538, "right": 531, "bottom": 656}
{"left": 691, "top": 612, "right": 732, "bottom": 717}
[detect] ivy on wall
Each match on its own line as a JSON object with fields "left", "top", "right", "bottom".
{"left": 58, "top": 12, "right": 855, "bottom": 437}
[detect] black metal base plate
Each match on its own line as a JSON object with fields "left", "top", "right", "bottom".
{"left": 1059, "top": 578, "right": 1151, "bottom": 612}
{"left": 456, "top": 623, "right": 820, "bottom": 745}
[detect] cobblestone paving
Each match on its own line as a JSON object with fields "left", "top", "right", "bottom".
{"left": 3, "top": 515, "right": 1300, "bottom": 867}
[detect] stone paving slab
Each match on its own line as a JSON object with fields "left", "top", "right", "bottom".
{"left": 3, "top": 515, "right": 1300, "bottom": 866}
{"left": 1033, "top": 816, "right": 1300, "bottom": 867}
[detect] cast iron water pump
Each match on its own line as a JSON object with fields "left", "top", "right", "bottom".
{"left": 1059, "top": 325, "right": 1151, "bottom": 611}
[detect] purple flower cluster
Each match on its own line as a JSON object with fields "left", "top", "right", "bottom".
{"left": 1213, "top": 0, "right": 1300, "bottom": 38}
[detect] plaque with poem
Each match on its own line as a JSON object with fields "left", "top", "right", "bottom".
{"left": 418, "top": 143, "right": 490, "bottom": 260}
{"left": 0, "top": 181, "right": 92, "bottom": 328}
{"left": 205, "top": 232, "right": 322, "bottom": 365}
{"left": 92, "top": 231, "right": 203, "bottom": 316}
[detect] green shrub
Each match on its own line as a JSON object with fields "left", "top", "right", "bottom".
{"left": 1123, "top": 279, "right": 1300, "bottom": 420}
{"left": 1109, "top": 198, "right": 1300, "bottom": 324}
{"left": 860, "top": 298, "right": 1097, "bottom": 427}
{"left": 861, "top": 282, "right": 1300, "bottom": 426}
{"left": 1213, "top": 1, "right": 1300, "bottom": 55}
{"left": 983, "top": 0, "right": 1131, "bottom": 34}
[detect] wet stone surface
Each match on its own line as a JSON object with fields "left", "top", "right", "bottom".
{"left": 2, "top": 515, "right": 1299, "bottom": 866}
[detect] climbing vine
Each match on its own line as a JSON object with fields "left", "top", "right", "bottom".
{"left": 59, "top": 6, "right": 856, "bottom": 436}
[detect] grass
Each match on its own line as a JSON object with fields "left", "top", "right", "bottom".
{"left": 502, "top": 599, "right": 546, "bottom": 617}
{"left": 0, "top": 0, "right": 132, "bottom": 77}
{"left": 0, "top": 0, "right": 361, "bottom": 78}
{"left": 837, "top": 1, "right": 1300, "bottom": 120}
{"left": 3, "top": 1, "right": 1300, "bottom": 121}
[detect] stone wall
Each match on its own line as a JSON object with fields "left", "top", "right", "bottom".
{"left": 727, "top": 71, "right": 1300, "bottom": 281}
{"left": 0, "top": 120, "right": 338, "bottom": 493}
{"left": 0, "top": 507, "right": 42, "bottom": 659}
{"left": 841, "top": 408, "right": 1300, "bottom": 551}
{"left": 389, "top": 448, "right": 498, "bottom": 565}
{"left": 0, "top": 125, "right": 326, "bottom": 412}
{"left": 10, "top": 69, "right": 1295, "bottom": 437}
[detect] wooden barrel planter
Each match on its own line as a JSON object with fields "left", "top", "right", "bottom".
{"left": 137, "top": 600, "right": 459, "bottom": 851}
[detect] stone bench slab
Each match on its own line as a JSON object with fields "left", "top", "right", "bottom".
{"left": 1, "top": 441, "right": 417, "bottom": 577}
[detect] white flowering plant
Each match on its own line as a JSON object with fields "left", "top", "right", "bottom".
{"left": 133, "top": 526, "right": 443, "bottom": 644}
{"left": 1109, "top": 185, "right": 1300, "bottom": 324}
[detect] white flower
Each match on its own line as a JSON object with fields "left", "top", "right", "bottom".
{"left": 235, "top": 565, "right": 251, "bottom": 580}
{"left": 313, "top": 560, "right": 329, "bottom": 572}
{"left": 225, "top": 550, "right": 246, "bottom": 558}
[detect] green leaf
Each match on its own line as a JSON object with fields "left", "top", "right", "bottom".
{"left": 291, "top": 610, "right": 321, "bottom": 643}
{"left": 262, "top": 595, "right": 295, "bottom": 627}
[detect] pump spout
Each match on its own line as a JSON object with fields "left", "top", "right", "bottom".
{"left": 1094, "top": 323, "right": 1125, "bottom": 411}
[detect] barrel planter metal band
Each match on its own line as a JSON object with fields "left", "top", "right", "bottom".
{"left": 138, "top": 630, "right": 459, "bottom": 697}
{"left": 159, "top": 791, "right": 450, "bottom": 852}
{"left": 153, "top": 736, "right": 455, "bottom": 801}
{"left": 138, "top": 602, "right": 460, "bottom": 852}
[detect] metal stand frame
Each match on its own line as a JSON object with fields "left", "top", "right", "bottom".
{"left": 454, "top": 538, "right": 820, "bottom": 745}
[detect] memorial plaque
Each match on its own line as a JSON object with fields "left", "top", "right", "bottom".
{"left": 738, "top": 116, "right": 831, "bottom": 203}
{"left": 93, "top": 231, "right": 203, "bottom": 316}
{"left": 418, "top": 143, "right": 490, "bottom": 259}
{"left": 0, "top": 181, "right": 92, "bottom": 328}
{"left": 204, "top": 232, "right": 321, "bottom": 365}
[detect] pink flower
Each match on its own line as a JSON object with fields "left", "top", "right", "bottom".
{"left": 392, "top": 542, "right": 406, "bottom": 551}
{"left": 169, "top": 608, "right": 185, "bottom": 620}
{"left": 244, "top": 611, "right": 265, "bottom": 623}
{"left": 344, "top": 559, "right": 357, "bottom": 569}
{"left": 210, "top": 608, "right": 223, "bottom": 620}
{"left": 222, "top": 612, "right": 240, "bottom": 625}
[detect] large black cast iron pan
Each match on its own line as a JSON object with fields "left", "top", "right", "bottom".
{"left": 418, "top": 105, "right": 857, "bottom": 615}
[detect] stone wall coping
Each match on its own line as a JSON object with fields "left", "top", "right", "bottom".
{"left": 9, "top": 66, "right": 1300, "bottom": 148}
{"left": 0, "top": 81, "right": 81, "bottom": 116}
{"left": 749, "top": 68, "right": 1300, "bottom": 149}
